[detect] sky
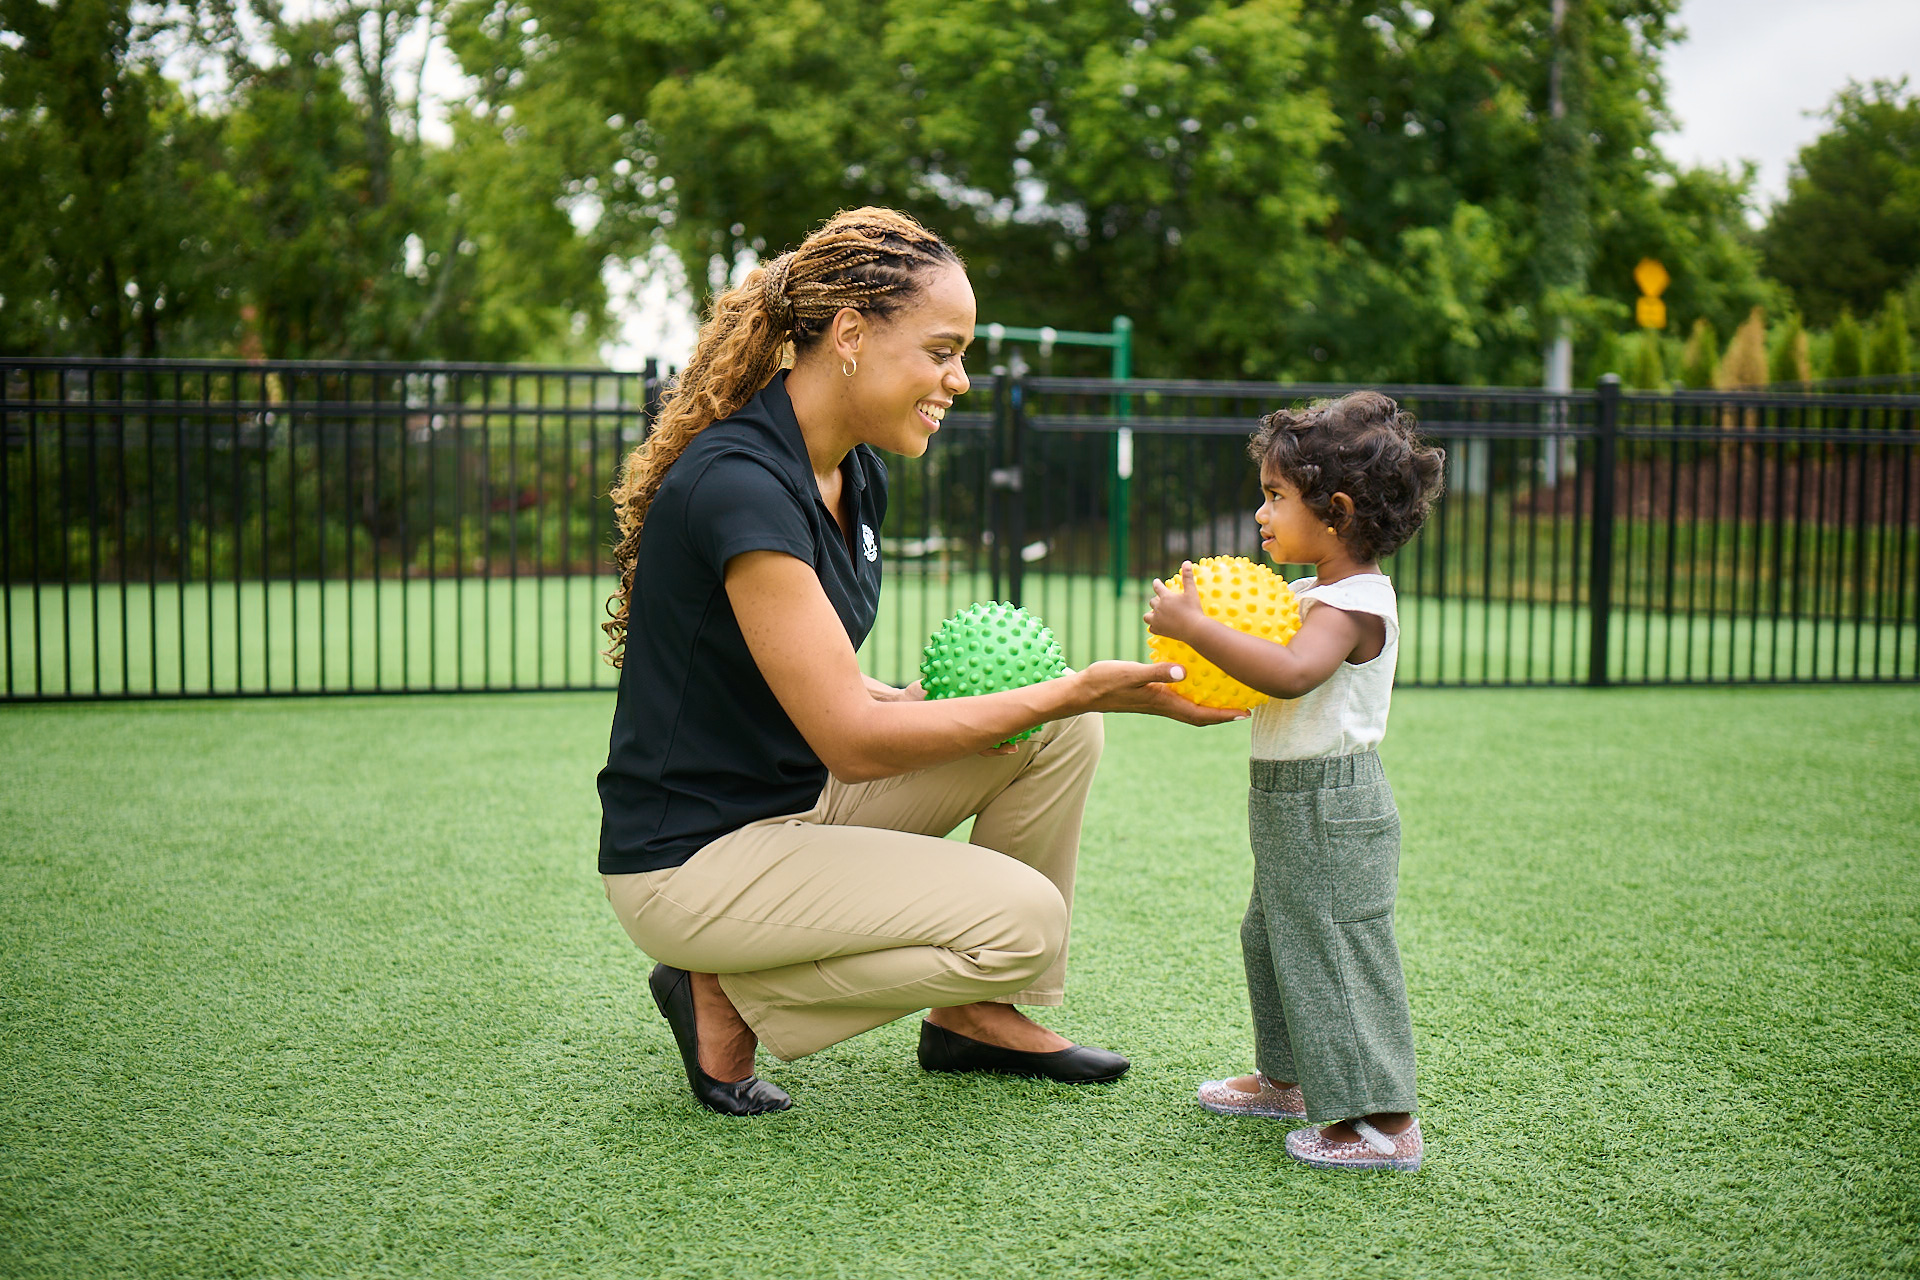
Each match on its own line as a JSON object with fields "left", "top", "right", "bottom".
{"left": 1656, "top": 0, "right": 1920, "bottom": 206}
{"left": 601, "top": 0, "right": 1920, "bottom": 369}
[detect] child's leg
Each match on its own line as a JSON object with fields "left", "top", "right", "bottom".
{"left": 1240, "top": 882, "right": 1297, "bottom": 1086}
{"left": 1251, "top": 754, "right": 1417, "bottom": 1125}
{"left": 1191, "top": 877, "right": 1308, "bottom": 1118}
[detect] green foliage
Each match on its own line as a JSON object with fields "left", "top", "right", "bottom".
{"left": 1767, "top": 313, "right": 1811, "bottom": 385}
{"left": 1828, "top": 310, "right": 1867, "bottom": 381}
{"left": 1592, "top": 165, "right": 1776, "bottom": 350}
{"left": 219, "top": 6, "right": 613, "bottom": 361}
{"left": 0, "top": 0, "right": 238, "bottom": 355}
{"left": 461, "top": 0, "right": 1343, "bottom": 378}
{"left": 1867, "top": 296, "right": 1913, "bottom": 375}
{"left": 1716, "top": 307, "right": 1767, "bottom": 389}
{"left": 1761, "top": 79, "right": 1920, "bottom": 326}
{"left": 448, "top": 0, "right": 1705, "bottom": 383}
{"left": 1629, "top": 330, "right": 1668, "bottom": 390}
{"left": 11, "top": 0, "right": 1899, "bottom": 383}
{"left": 1678, "top": 317, "right": 1719, "bottom": 389}
{"left": 0, "top": 0, "right": 607, "bottom": 359}
{"left": 1585, "top": 327, "right": 1672, "bottom": 389}
{"left": 1583, "top": 329, "right": 1622, "bottom": 385}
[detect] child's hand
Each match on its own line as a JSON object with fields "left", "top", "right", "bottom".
{"left": 1144, "top": 561, "right": 1208, "bottom": 642}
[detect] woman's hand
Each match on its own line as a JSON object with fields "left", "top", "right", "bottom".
{"left": 1144, "top": 562, "right": 1208, "bottom": 643}
{"left": 865, "top": 676, "right": 926, "bottom": 703}
{"left": 1072, "top": 660, "right": 1247, "bottom": 725}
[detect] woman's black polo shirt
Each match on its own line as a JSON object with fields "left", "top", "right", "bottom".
{"left": 597, "top": 372, "right": 887, "bottom": 874}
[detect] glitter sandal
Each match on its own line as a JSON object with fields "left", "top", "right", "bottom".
{"left": 1195, "top": 1071, "right": 1306, "bottom": 1119}
{"left": 1285, "top": 1117, "right": 1422, "bottom": 1171}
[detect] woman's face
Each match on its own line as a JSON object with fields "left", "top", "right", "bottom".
{"left": 840, "top": 262, "right": 975, "bottom": 458}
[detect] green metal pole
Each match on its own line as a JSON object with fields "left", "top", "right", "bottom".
{"left": 1110, "top": 316, "right": 1133, "bottom": 597}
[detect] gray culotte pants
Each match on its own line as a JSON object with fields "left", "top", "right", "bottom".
{"left": 1244, "top": 750, "right": 1418, "bottom": 1123}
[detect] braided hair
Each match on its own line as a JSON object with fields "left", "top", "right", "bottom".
{"left": 602, "top": 207, "right": 961, "bottom": 666}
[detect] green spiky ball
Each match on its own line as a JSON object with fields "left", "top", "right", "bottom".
{"left": 919, "top": 602, "right": 1068, "bottom": 744}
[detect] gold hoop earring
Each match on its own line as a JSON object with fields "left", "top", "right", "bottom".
{"left": 842, "top": 358, "right": 858, "bottom": 377}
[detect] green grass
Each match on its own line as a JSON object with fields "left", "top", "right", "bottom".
{"left": 3, "top": 688, "right": 1917, "bottom": 1277}
{"left": 10, "top": 574, "right": 1916, "bottom": 696}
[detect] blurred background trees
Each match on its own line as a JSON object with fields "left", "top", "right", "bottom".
{"left": 1760, "top": 80, "right": 1920, "bottom": 329}
{"left": 2, "top": 0, "right": 1915, "bottom": 384}
{"left": 0, "top": 0, "right": 607, "bottom": 359}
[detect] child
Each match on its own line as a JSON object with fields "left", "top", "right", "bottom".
{"left": 1144, "top": 391, "right": 1444, "bottom": 1172}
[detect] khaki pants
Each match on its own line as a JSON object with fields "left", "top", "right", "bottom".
{"left": 603, "top": 713, "right": 1104, "bottom": 1061}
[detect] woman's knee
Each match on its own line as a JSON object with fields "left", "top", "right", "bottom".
{"left": 1044, "top": 709, "right": 1104, "bottom": 763}
{"left": 971, "top": 873, "right": 1069, "bottom": 988}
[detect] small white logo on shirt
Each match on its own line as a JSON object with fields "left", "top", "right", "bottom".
{"left": 861, "top": 524, "right": 878, "bottom": 562}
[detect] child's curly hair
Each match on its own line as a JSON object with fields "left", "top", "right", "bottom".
{"left": 1248, "top": 391, "right": 1446, "bottom": 563}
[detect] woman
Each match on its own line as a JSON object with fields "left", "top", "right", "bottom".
{"left": 598, "top": 207, "right": 1241, "bottom": 1116}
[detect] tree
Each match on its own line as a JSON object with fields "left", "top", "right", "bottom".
{"left": 1716, "top": 307, "right": 1765, "bottom": 389}
{"left": 1, "top": 0, "right": 1793, "bottom": 377}
{"left": 451, "top": 0, "right": 1695, "bottom": 383}
{"left": 1290, "top": 0, "right": 1688, "bottom": 383}
{"left": 1767, "top": 313, "right": 1810, "bottom": 385}
{"left": 0, "top": 0, "right": 608, "bottom": 359}
{"left": 1761, "top": 79, "right": 1920, "bottom": 326}
{"left": 0, "top": 0, "right": 239, "bottom": 355}
{"left": 1630, "top": 331, "right": 1667, "bottom": 390}
{"left": 1867, "top": 297, "right": 1913, "bottom": 375}
{"left": 1678, "top": 317, "right": 1717, "bottom": 389}
{"left": 1590, "top": 164, "right": 1775, "bottom": 357}
{"left": 1827, "top": 310, "right": 1866, "bottom": 380}
{"left": 449, "top": 0, "right": 1339, "bottom": 378}
{"left": 218, "top": 2, "right": 609, "bottom": 360}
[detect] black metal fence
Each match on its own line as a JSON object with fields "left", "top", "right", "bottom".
{"left": 936, "top": 372, "right": 1919, "bottom": 689}
{"left": 2, "top": 358, "right": 656, "bottom": 698}
{"left": 5, "top": 356, "right": 1916, "bottom": 700}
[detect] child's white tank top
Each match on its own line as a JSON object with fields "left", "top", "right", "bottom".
{"left": 1249, "top": 573, "right": 1399, "bottom": 762}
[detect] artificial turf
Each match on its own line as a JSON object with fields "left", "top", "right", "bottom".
{"left": 2, "top": 687, "right": 1916, "bottom": 1277}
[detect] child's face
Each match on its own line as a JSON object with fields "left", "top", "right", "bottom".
{"left": 1255, "top": 465, "right": 1336, "bottom": 566}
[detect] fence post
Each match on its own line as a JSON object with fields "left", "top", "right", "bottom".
{"left": 990, "top": 356, "right": 1029, "bottom": 608}
{"left": 1588, "top": 375, "right": 1620, "bottom": 687}
{"left": 1109, "top": 315, "right": 1133, "bottom": 597}
{"left": 641, "top": 358, "right": 661, "bottom": 436}
{"left": 986, "top": 366, "right": 1006, "bottom": 603}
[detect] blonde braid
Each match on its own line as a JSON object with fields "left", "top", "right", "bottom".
{"left": 601, "top": 207, "right": 960, "bottom": 666}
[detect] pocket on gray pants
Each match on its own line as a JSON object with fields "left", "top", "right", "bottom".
{"left": 1325, "top": 811, "right": 1401, "bottom": 922}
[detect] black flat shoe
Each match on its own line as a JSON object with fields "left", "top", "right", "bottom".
{"left": 917, "top": 1020, "right": 1130, "bottom": 1083}
{"left": 647, "top": 963, "right": 792, "bottom": 1116}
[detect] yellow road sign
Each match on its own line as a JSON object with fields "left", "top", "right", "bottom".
{"left": 1636, "top": 296, "right": 1667, "bottom": 329}
{"left": 1634, "top": 258, "right": 1669, "bottom": 299}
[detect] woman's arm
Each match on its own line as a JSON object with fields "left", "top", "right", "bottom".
{"left": 863, "top": 674, "right": 919, "bottom": 702}
{"left": 728, "top": 550, "right": 1243, "bottom": 783}
{"left": 1144, "top": 562, "right": 1378, "bottom": 700}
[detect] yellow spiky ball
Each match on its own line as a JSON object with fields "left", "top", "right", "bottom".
{"left": 1148, "top": 556, "right": 1302, "bottom": 710}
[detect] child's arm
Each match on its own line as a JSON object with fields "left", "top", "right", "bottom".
{"left": 1144, "top": 561, "right": 1375, "bottom": 700}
